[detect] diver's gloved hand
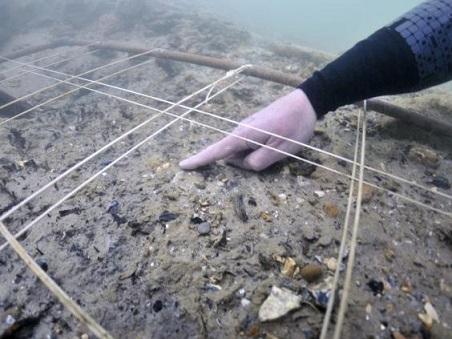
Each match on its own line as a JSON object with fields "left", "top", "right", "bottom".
{"left": 179, "top": 89, "right": 317, "bottom": 171}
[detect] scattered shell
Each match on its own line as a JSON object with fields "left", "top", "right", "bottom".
{"left": 418, "top": 302, "right": 439, "bottom": 330}
{"left": 259, "top": 211, "right": 273, "bottom": 223}
{"left": 300, "top": 264, "right": 322, "bottom": 283}
{"left": 281, "top": 257, "right": 298, "bottom": 278}
{"left": 314, "top": 190, "right": 325, "bottom": 198}
{"left": 425, "top": 302, "right": 440, "bottom": 323}
{"left": 241, "top": 298, "right": 251, "bottom": 307}
{"left": 194, "top": 182, "right": 206, "bottom": 190}
{"left": 400, "top": 278, "right": 413, "bottom": 293}
{"left": 309, "top": 276, "right": 334, "bottom": 309}
{"left": 258, "top": 286, "right": 302, "bottom": 322}
{"left": 233, "top": 194, "right": 248, "bottom": 222}
{"left": 384, "top": 248, "right": 395, "bottom": 262}
{"left": 324, "top": 257, "right": 338, "bottom": 271}
{"left": 408, "top": 146, "right": 440, "bottom": 168}
{"left": 199, "top": 200, "right": 211, "bottom": 207}
{"left": 268, "top": 192, "right": 281, "bottom": 206}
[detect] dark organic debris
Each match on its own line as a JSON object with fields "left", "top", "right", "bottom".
{"left": 7, "top": 128, "right": 26, "bottom": 151}
{"left": 213, "top": 230, "right": 228, "bottom": 248}
{"left": 158, "top": 210, "right": 179, "bottom": 223}
{"left": 310, "top": 289, "right": 332, "bottom": 309}
{"left": 0, "top": 90, "right": 33, "bottom": 119}
{"left": 233, "top": 194, "right": 248, "bottom": 222}
{"left": 190, "top": 216, "right": 204, "bottom": 224}
{"left": 431, "top": 176, "right": 450, "bottom": 190}
{"left": 107, "top": 200, "right": 120, "bottom": 215}
{"left": 367, "top": 279, "right": 384, "bottom": 296}
{"left": 36, "top": 258, "right": 48, "bottom": 272}
{"left": 287, "top": 159, "right": 317, "bottom": 177}
{"left": 58, "top": 208, "right": 81, "bottom": 217}
{"left": 258, "top": 253, "right": 278, "bottom": 271}
{"left": 248, "top": 197, "right": 257, "bottom": 207}
{"left": 0, "top": 315, "right": 41, "bottom": 339}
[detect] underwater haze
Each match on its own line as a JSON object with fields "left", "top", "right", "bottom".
{"left": 188, "top": 0, "right": 424, "bottom": 53}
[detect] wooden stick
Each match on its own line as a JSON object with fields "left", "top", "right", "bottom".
{"left": 3, "top": 39, "right": 452, "bottom": 136}
{"left": 0, "top": 221, "right": 113, "bottom": 339}
{"left": 61, "top": 39, "right": 452, "bottom": 137}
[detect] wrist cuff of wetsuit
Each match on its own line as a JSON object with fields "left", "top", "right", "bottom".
{"left": 298, "top": 27, "right": 419, "bottom": 119}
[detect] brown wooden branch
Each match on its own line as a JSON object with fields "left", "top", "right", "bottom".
{"left": 4, "top": 39, "right": 452, "bottom": 136}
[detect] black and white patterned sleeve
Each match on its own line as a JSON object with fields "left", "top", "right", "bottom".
{"left": 299, "top": 0, "right": 452, "bottom": 119}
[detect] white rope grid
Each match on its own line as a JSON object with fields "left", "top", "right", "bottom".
{"left": 333, "top": 101, "right": 368, "bottom": 339}
{"left": 0, "top": 64, "right": 247, "bottom": 247}
{"left": 0, "top": 62, "right": 248, "bottom": 338}
{"left": 0, "top": 221, "right": 114, "bottom": 338}
{"left": 0, "top": 47, "right": 160, "bottom": 116}
{"left": 0, "top": 46, "right": 450, "bottom": 338}
{"left": 319, "top": 106, "right": 363, "bottom": 339}
{"left": 1, "top": 54, "right": 450, "bottom": 215}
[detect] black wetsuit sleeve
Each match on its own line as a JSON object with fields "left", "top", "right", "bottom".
{"left": 299, "top": 0, "right": 452, "bottom": 119}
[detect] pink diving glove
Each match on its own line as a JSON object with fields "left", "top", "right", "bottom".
{"left": 179, "top": 89, "right": 317, "bottom": 171}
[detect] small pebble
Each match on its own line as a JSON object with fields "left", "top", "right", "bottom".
{"left": 323, "top": 201, "right": 339, "bottom": 218}
{"left": 81, "top": 334, "right": 89, "bottom": 339}
{"left": 300, "top": 264, "right": 323, "bottom": 283}
{"left": 153, "top": 300, "right": 163, "bottom": 312}
{"left": 197, "top": 222, "right": 211, "bottom": 235}
{"left": 5, "top": 314, "right": 15, "bottom": 325}
{"left": 248, "top": 197, "right": 257, "bottom": 206}
{"left": 367, "top": 279, "right": 384, "bottom": 295}
{"left": 314, "top": 190, "right": 325, "bottom": 198}
{"left": 241, "top": 298, "right": 251, "bottom": 307}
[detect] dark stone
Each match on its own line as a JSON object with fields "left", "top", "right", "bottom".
{"left": 197, "top": 222, "right": 211, "bottom": 236}
{"left": 288, "top": 160, "right": 317, "bottom": 177}
{"left": 36, "top": 258, "right": 48, "bottom": 272}
{"left": 367, "top": 279, "right": 384, "bottom": 296}
{"left": 190, "top": 216, "right": 204, "bottom": 224}
{"left": 158, "top": 211, "right": 179, "bottom": 223}
{"left": 431, "top": 176, "right": 451, "bottom": 190}
{"left": 248, "top": 197, "right": 257, "bottom": 207}
{"left": 232, "top": 194, "right": 248, "bottom": 222}
{"left": 153, "top": 300, "right": 163, "bottom": 313}
{"left": 310, "top": 289, "right": 331, "bottom": 309}
{"left": 58, "top": 208, "right": 81, "bottom": 217}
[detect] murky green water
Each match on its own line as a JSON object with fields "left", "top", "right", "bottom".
{"left": 190, "top": 0, "right": 424, "bottom": 53}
